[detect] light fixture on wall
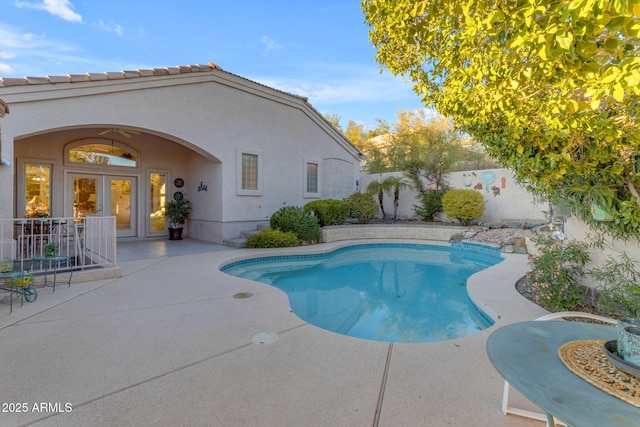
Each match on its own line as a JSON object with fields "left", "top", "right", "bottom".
{"left": 0, "top": 157, "right": 10, "bottom": 166}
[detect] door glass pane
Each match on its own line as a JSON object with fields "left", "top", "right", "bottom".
{"left": 150, "top": 173, "right": 167, "bottom": 232}
{"left": 110, "top": 179, "right": 131, "bottom": 230}
{"left": 25, "top": 164, "right": 51, "bottom": 217}
{"left": 73, "top": 178, "right": 97, "bottom": 218}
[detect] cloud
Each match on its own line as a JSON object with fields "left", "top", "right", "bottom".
{"left": 0, "top": 26, "right": 39, "bottom": 50}
{"left": 0, "top": 63, "right": 15, "bottom": 74}
{"left": 14, "top": 0, "right": 82, "bottom": 23}
{"left": 96, "top": 19, "right": 123, "bottom": 36}
{"left": 0, "top": 24, "right": 93, "bottom": 77}
{"left": 249, "top": 65, "right": 416, "bottom": 106}
{"left": 260, "top": 36, "right": 282, "bottom": 53}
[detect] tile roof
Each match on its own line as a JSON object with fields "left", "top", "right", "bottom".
{"left": 0, "top": 61, "right": 310, "bottom": 104}
{"left": 0, "top": 63, "right": 220, "bottom": 87}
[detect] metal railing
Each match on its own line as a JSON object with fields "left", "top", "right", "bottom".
{"left": 0, "top": 216, "right": 117, "bottom": 273}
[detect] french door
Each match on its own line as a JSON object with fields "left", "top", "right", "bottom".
{"left": 67, "top": 173, "right": 137, "bottom": 237}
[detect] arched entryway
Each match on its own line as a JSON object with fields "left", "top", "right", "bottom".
{"left": 15, "top": 125, "right": 220, "bottom": 239}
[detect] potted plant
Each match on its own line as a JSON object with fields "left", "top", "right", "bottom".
{"left": 165, "top": 198, "right": 191, "bottom": 240}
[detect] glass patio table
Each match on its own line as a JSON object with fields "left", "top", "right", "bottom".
{"left": 486, "top": 321, "right": 640, "bottom": 427}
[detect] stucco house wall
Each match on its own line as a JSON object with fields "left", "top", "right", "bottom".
{"left": 0, "top": 63, "right": 361, "bottom": 244}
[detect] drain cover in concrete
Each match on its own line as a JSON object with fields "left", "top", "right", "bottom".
{"left": 251, "top": 332, "right": 279, "bottom": 345}
{"left": 233, "top": 292, "right": 253, "bottom": 299}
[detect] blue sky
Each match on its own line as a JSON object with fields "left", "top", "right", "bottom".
{"left": 0, "top": 0, "right": 428, "bottom": 129}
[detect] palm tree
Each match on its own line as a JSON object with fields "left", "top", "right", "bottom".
{"left": 383, "top": 176, "right": 411, "bottom": 220}
{"left": 367, "top": 177, "right": 394, "bottom": 220}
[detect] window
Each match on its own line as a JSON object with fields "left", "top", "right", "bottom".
{"left": 304, "top": 159, "right": 321, "bottom": 198}
{"left": 242, "top": 153, "right": 259, "bottom": 190}
{"left": 67, "top": 139, "right": 137, "bottom": 168}
{"left": 25, "top": 163, "right": 51, "bottom": 217}
{"left": 237, "top": 148, "right": 262, "bottom": 195}
{"left": 306, "top": 163, "right": 318, "bottom": 193}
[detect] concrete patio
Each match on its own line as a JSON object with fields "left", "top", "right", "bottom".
{"left": 0, "top": 238, "right": 549, "bottom": 426}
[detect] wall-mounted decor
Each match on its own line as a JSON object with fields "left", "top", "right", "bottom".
{"left": 174, "top": 178, "right": 184, "bottom": 188}
{"left": 173, "top": 191, "right": 184, "bottom": 201}
{"left": 198, "top": 181, "right": 208, "bottom": 192}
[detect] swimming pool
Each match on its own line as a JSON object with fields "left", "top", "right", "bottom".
{"left": 221, "top": 243, "right": 502, "bottom": 343}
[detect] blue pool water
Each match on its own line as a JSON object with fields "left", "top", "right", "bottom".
{"left": 221, "top": 243, "right": 502, "bottom": 343}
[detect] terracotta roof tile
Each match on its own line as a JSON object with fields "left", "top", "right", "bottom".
{"left": 87, "top": 73, "right": 108, "bottom": 81}
{"left": 137, "top": 69, "right": 155, "bottom": 77}
{"left": 0, "top": 62, "right": 307, "bottom": 104}
{"left": 70, "top": 74, "right": 92, "bottom": 82}
{"left": 48, "top": 76, "right": 69, "bottom": 84}
{"left": 24, "top": 77, "right": 49, "bottom": 85}
{"left": 0, "top": 63, "right": 221, "bottom": 88}
{"left": 1, "top": 77, "right": 28, "bottom": 86}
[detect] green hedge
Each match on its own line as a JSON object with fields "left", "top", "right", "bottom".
{"left": 346, "top": 192, "right": 378, "bottom": 224}
{"left": 414, "top": 189, "right": 445, "bottom": 221}
{"left": 246, "top": 228, "right": 299, "bottom": 248}
{"left": 270, "top": 206, "right": 321, "bottom": 243}
{"left": 441, "top": 189, "right": 485, "bottom": 225}
{"left": 304, "top": 199, "right": 349, "bottom": 226}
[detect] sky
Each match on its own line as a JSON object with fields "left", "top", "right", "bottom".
{"left": 0, "top": 0, "right": 429, "bottom": 129}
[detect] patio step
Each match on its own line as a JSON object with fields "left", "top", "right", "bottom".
{"left": 223, "top": 223, "right": 269, "bottom": 248}
{"left": 223, "top": 237, "right": 248, "bottom": 248}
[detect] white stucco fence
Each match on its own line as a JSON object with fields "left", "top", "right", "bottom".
{"left": 360, "top": 168, "right": 547, "bottom": 224}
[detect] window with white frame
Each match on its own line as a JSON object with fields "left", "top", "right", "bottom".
{"left": 304, "top": 159, "right": 321, "bottom": 198}
{"left": 237, "top": 148, "right": 262, "bottom": 195}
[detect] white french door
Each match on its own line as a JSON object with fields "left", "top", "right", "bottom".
{"left": 67, "top": 173, "right": 137, "bottom": 237}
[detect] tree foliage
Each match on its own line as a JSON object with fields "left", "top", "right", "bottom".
{"left": 363, "top": 0, "right": 640, "bottom": 238}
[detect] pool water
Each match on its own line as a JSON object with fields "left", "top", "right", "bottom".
{"left": 222, "top": 243, "right": 502, "bottom": 343}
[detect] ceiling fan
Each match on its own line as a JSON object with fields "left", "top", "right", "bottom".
{"left": 97, "top": 128, "right": 141, "bottom": 139}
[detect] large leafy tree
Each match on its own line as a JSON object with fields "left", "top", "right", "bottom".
{"left": 363, "top": 0, "right": 640, "bottom": 238}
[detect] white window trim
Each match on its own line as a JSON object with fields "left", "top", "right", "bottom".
{"left": 303, "top": 158, "right": 322, "bottom": 198}
{"left": 236, "top": 148, "right": 263, "bottom": 196}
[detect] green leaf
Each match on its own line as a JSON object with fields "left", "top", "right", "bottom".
{"left": 556, "top": 31, "right": 574, "bottom": 50}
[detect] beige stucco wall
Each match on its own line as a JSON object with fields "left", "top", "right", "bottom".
{"left": 0, "top": 69, "right": 360, "bottom": 243}
{"left": 564, "top": 216, "right": 640, "bottom": 279}
{"left": 360, "top": 168, "right": 546, "bottom": 223}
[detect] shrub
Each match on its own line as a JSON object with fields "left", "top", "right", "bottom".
{"left": 246, "top": 228, "right": 299, "bottom": 248}
{"left": 270, "top": 206, "right": 321, "bottom": 243}
{"left": 591, "top": 253, "right": 640, "bottom": 318}
{"left": 526, "top": 236, "right": 590, "bottom": 311}
{"left": 414, "top": 190, "right": 445, "bottom": 221}
{"left": 345, "top": 192, "right": 378, "bottom": 223}
{"left": 441, "top": 189, "right": 485, "bottom": 225}
{"left": 305, "top": 199, "right": 349, "bottom": 226}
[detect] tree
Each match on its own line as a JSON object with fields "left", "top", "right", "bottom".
{"left": 384, "top": 175, "right": 411, "bottom": 220}
{"left": 324, "top": 113, "right": 342, "bottom": 132}
{"left": 367, "top": 177, "right": 393, "bottom": 219}
{"left": 363, "top": 0, "right": 640, "bottom": 238}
